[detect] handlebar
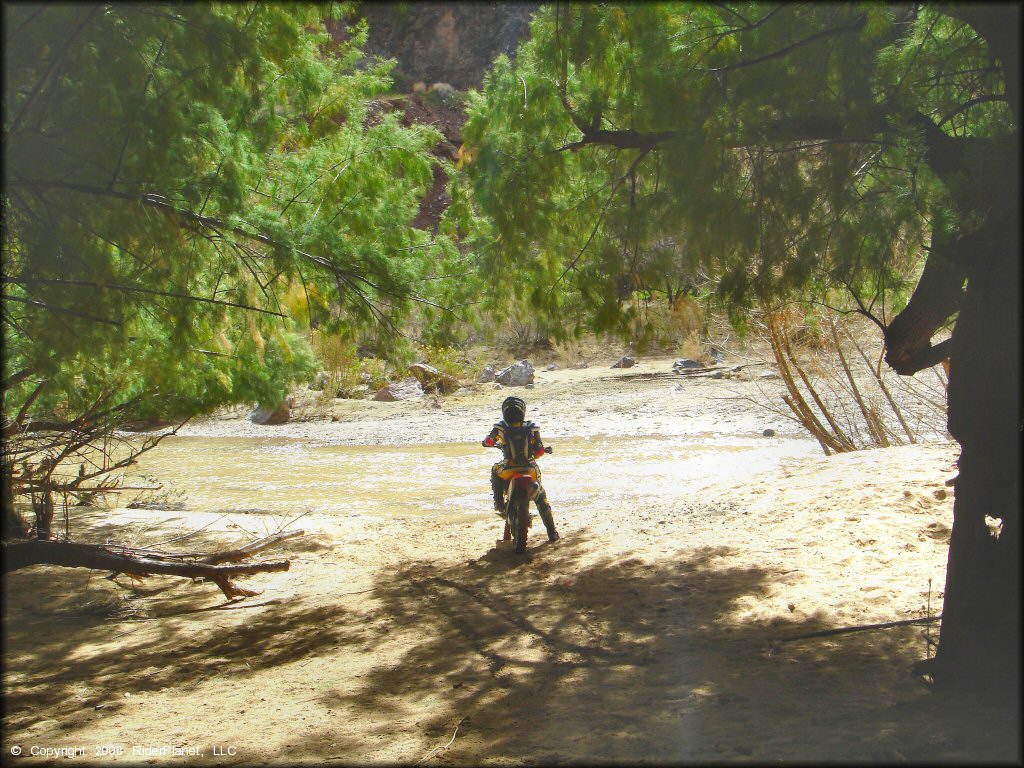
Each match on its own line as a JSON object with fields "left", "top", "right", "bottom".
{"left": 482, "top": 440, "right": 553, "bottom": 455}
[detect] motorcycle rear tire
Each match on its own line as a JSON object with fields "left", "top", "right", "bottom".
{"left": 510, "top": 493, "right": 530, "bottom": 554}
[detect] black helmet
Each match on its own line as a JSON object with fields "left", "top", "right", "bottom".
{"left": 501, "top": 395, "right": 526, "bottom": 423}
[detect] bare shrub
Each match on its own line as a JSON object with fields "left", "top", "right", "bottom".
{"left": 551, "top": 336, "right": 587, "bottom": 368}
{"left": 630, "top": 294, "right": 707, "bottom": 354}
{"left": 3, "top": 390, "right": 184, "bottom": 540}
{"left": 675, "top": 331, "right": 707, "bottom": 362}
{"left": 549, "top": 334, "right": 616, "bottom": 368}
{"left": 751, "top": 306, "right": 949, "bottom": 454}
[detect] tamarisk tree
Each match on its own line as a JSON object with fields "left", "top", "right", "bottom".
{"left": 2, "top": 3, "right": 457, "bottom": 572}
{"left": 461, "top": 3, "right": 1019, "bottom": 696}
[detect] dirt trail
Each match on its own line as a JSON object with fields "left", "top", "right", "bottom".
{"left": 2, "top": 357, "right": 1018, "bottom": 764}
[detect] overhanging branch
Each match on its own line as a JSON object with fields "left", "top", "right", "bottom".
{"left": 5, "top": 179, "right": 454, "bottom": 320}
{"left": 2, "top": 277, "right": 286, "bottom": 318}
{"left": 557, "top": 128, "right": 677, "bottom": 153}
{"left": 709, "top": 15, "right": 867, "bottom": 73}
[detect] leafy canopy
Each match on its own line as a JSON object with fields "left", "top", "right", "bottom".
{"left": 3, "top": 2, "right": 457, "bottom": 423}
{"left": 460, "top": 3, "right": 1015, "bottom": 335}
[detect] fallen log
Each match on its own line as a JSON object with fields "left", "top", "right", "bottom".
{"left": 598, "top": 371, "right": 676, "bottom": 382}
{"left": 673, "top": 363, "right": 753, "bottom": 376}
{"left": 2, "top": 538, "right": 293, "bottom": 599}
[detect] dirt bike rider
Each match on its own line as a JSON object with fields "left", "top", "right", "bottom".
{"left": 482, "top": 395, "right": 560, "bottom": 542}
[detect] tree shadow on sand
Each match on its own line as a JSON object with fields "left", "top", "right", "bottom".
{"left": 300, "top": 534, "right": 1018, "bottom": 763}
{"left": 3, "top": 528, "right": 1019, "bottom": 763}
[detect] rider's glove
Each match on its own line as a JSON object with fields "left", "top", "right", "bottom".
{"left": 534, "top": 447, "right": 545, "bottom": 457}
{"left": 482, "top": 437, "right": 495, "bottom": 447}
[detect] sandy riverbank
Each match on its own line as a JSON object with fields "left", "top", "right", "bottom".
{"left": 2, "top": 357, "right": 1018, "bottom": 764}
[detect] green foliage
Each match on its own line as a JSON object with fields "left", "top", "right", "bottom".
{"left": 417, "top": 344, "right": 464, "bottom": 380}
{"left": 362, "top": 357, "right": 392, "bottom": 391}
{"left": 3, "top": 3, "right": 455, "bottom": 432}
{"left": 309, "top": 331, "right": 398, "bottom": 397}
{"left": 309, "top": 332, "right": 361, "bottom": 396}
{"left": 459, "top": 3, "right": 1015, "bottom": 337}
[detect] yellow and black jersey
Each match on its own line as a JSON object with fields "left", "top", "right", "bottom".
{"left": 485, "top": 419, "right": 544, "bottom": 467}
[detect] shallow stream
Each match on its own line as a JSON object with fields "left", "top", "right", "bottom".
{"left": 125, "top": 432, "right": 820, "bottom": 521}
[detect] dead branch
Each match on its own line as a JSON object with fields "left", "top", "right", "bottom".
{"left": 776, "top": 615, "right": 942, "bottom": 643}
{"left": 599, "top": 363, "right": 755, "bottom": 383}
{"left": 766, "top": 314, "right": 847, "bottom": 454}
{"left": 851, "top": 332, "right": 916, "bottom": 443}
{"left": 673, "top": 363, "right": 754, "bottom": 376}
{"left": 779, "top": 319, "right": 855, "bottom": 451}
{"left": 3, "top": 536, "right": 296, "bottom": 599}
{"left": 827, "top": 315, "right": 888, "bottom": 447}
{"left": 417, "top": 718, "right": 467, "bottom": 764}
{"left": 201, "top": 529, "right": 305, "bottom": 564}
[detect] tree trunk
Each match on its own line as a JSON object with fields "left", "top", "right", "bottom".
{"left": 929, "top": 220, "right": 1021, "bottom": 700}
{"left": 34, "top": 490, "right": 54, "bottom": 540}
{"left": 2, "top": 461, "right": 29, "bottom": 538}
{"left": 883, "top": 219, "right": 964, "bottom": 375}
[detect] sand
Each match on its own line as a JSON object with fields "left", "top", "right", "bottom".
{"left": 2, "top": 356, "right": 1019, "bottom": 764}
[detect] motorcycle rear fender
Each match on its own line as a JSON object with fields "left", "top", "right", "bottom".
{"left": 498, "top": 466, "right": 538, "bottom": 481}
{"left": 510, "top": 474, "right": 541, "bottom": 500}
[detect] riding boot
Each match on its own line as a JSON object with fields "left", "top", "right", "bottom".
{"left": 535, "top": 491, "right": 559, "bottom": 541}
{"left": 490, "top": 468, "right": 507, "bottom": 514}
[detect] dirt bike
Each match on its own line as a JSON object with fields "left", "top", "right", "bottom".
{"left": 488, "top": 444, "right": 553, "bottom": 554}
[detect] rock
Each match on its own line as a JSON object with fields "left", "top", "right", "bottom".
{"left": 758, "top": 371, "right": 780, "bottom": 380}
{"left": 248, "top": 407, "right": 269, "bottom": 424}
{"left": 711, "top": 370, "right": 724, "bottom": 379}
{"left": 250, "top": 397, "right": 293, "bottom": 425}
{"left": 495, "top": 359, "right": 535, "bottom": 386}
{"left": 409, "top": 362, "right": 460, "bottom": 394}
{"left": 359, "top": 4, "right": 538, "bottom": 91}
{"left": 545, "top": 363, "right": 559, "bottom": 371}
{"left": 526, "top": 383, "right": 535, "bottom": 389}
{"left": 308, "top": 371, "right": 329, "bottom": 391}
{"left": 611, "top": 355, "right": 636, "bottom": 369}
{"left": 428, "top": 81, "right": 460, "bottom": 106}
{"left": 762, "top": 428, "right": 776, "bottom": 437}
{"left": 373, "top": 378, "right": 424, "bottom": 401}
{"left": 478, "top": 364, "right": 497, "bottom": 383}
{"left": 494, "top": 383, "right": 503, "bottom": 389}
{"left": 710, "top": 347, "right": 725, "bottom": 364}
{"left": 412, "top": 81, "right": 427, "bottom": 93}
{"left": 672, "top": 358, "right": 702, "bottom": 371}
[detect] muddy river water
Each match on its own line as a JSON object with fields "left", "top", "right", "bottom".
{"left": 115, "top": 364, "right": 831, "bottom": 525}
{"left": 127, "top": 432, "right": 819, "bottom": 522}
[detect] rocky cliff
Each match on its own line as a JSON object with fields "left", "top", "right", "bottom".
{"left": 357, "top": 2, "right": 539, "bottom": 90}
{"left": 338, "top": 2, "right": 540, "bottom": 232}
